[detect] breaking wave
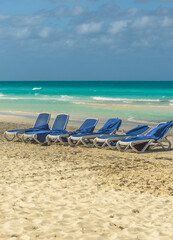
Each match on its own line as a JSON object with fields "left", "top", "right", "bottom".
{"left": 92, "top": 96, "right": 161, "bottom": 103}
{"left": 32, "top": 87, "right": 42, "bottom": 90}
{"left": 0, "top": 93, "right": 173, "bottom": 106}
{"left": 0, "top": 94, "right": 85, "bottom": 103}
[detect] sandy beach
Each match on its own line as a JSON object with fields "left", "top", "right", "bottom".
{"left": 0, "top": 116, "right": 173, "bottom": 240}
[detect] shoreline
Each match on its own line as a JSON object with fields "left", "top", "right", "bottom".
{"left": 0, "top": 95, "right": 173, "bottom": 124}
{"left": 0, "top": 110, "right": 161, "bottom": 128}
{"left": 1, "top": 110, "right": 173, "bottom": 137}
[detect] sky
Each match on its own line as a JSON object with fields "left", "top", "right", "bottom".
{"left": 0, "top": 0, "right": 173, "bottom": 81}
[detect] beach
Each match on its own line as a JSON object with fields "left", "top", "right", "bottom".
{"left": 1, "top": 0, "right": 173, "bottom": 237}
{"left": 0, "top": 115, "right": 173, "bottom": 240}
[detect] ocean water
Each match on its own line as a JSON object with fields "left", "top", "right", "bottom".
{"left": 0, "top": 81, "right": 173, "bottom": 124}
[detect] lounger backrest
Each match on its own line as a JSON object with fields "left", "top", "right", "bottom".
{"left": 78, "top": 119, "right": 98, "bottom": 132}
{"left": 34, "top": 113, "right": 50, "bottom": 128}
{"left": 97, "top": 118, "right": 122, "bottom": 134}
{"left": 146, "top": 121, "right": 173, "bottom": 139}
{"left": 52, "top": 114, "right": 69, "bottom": 130}
{"left": 126, "top": 125, "right": 149, "bottom": 136}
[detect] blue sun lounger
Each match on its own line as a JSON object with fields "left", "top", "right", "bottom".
{"left": 4, "top": 113, "right": 51, "bottom": 141}
{"left": 46, "top": 118, "right": 98, "bottom": 145}
{"left": 93, "top": 125, "right": 149, "bottom": 149}
{"left": 117, "top": 121, "right": 173, "bottom": 153}
{"left": 22, "top": 114, "right": 69, "bottom": 144}
{"left": 67, "top": 118, "right": 122, "bottom": 147}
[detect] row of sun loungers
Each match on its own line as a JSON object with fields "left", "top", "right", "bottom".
{"left": 4, "top": 113, "right": 173, "bottom": 153}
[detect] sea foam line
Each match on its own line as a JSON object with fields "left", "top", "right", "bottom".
{"left": 92, "top": 97, "right": 161, "bottom": 102}
{"left": 0, "top": 93, "right": 173, "bottom": 104}
{"left": 127, "top": 117, "right": 158, "bottom": 124}
{"left": 0, "top": 94, "right": 84, "bottom": 103}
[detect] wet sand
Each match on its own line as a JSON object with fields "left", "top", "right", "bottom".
{"left": 0, "top": 117, "right": 173, "bottom": 240}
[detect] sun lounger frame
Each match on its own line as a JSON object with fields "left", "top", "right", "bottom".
{"left": 22, "top": 113, "right": 69, "bottom": 144}
{"left": 93, "top": 126, "right": 150, "bottom": 149}
{"left": 68, "top": 118, "right": 121, "bottom": 147}
{"left": 4, "top": 113, "right": 51, "bottom": 141}
{"left": 46, "top": 118, "right": 98, "bottom": 146}
{"left": 116, "top": 124, "right": 172, "bottom": 153}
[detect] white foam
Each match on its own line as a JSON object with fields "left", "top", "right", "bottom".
{"left": 92, "top": 96, "right": 160, "bottom": 102}
{"left": 0, "top": 93, "right": 24, "bottom": 100}
{"left": 32, "top": 87, "right": 42, "bottom": 90}
{"left": 123, "top": 101, "right": 132, "bottom": 104}
{"left": 0, "top": 94, "right": 80, "bottom": 102}
{"left": 60, "top": 95, "right": 75, "bottom": 100}
{"left": 72, "top": 101, "right": 85, "bottom": 105}
{"left": 0, "top": 93, "right": 167, "bottom": 106}
{"left": 4, "top": 97, "right": 25, "bottom": 100}
{"left": 127, "top": 117, "right": 157, "bottom": 124}
{"left": 60, "top": 95, "right": 87, "bottom": 104}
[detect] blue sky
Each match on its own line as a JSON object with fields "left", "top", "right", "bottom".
{"left": 0, "top": 0, "right": 173, "bottom": 80}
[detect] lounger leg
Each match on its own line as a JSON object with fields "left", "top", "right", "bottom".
{"left": 46, "top": 135, "right": 51, "bottom": 145}
{"left": 93, "top": 139, "right": 107, "bottom": 148}
{"left": 106, "top": 139, "right": 117, "bottom": 150}
{"left": 80, "top": 138, "right": 94, "bottom": 148}
{"left": 58, "top": 136, "right": 68, "bottom": 145}
{"left": 93, "top": 139, "right": 101, "bottom": 148}
{"left": 33, "top": 134, "right": 43, "bottom": 144}
{"left": 4, "top": 132, "right": 16, "bottom": 141}
{"left": 21, "top": 134, "right": 30, "bottom": 143}
{"left": 75, "top": 139, "right": 82, "bottom": 146}
{"left": 53, "top": 137, "right": 60, "bottom": 144}
{"left": 46, "top": 136, "right": 62, "bottom": 145}
{"left": 157, "top": 138, "right": 172, "bottom": 151}
{"left": 101, "top": 142, "right": 108, "bottom": 148}
{"left": 116, "top": 142, "right": 130, "bottom": 152}
{"left": 68, "top": 137, "right": 76, "bottom": 147}
{"left": 23, "top": 137, "right": 31, "bottom": 143}
{"left": 16, "top": 132, "right": 24, "bottom": 141}
{"left": 93, "top": 139, "right": 99, "bottom": 148}
{"left": 130, "top": 140, "right": 153, "bottom": 153}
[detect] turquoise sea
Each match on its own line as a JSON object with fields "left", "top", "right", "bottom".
{"left": 0, "top": 81, "right": 173, "bottom": 124}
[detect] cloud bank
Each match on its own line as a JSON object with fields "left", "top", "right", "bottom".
{"left": 0, "top": 1, "right": 173, "bottom": 52}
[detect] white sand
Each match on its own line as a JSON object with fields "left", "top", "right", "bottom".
{"left": 0, "top": 119, "right": 173, "bottom": 240}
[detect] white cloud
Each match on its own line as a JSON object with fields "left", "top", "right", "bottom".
{"left": 128, "top": 8, "right": 138, "bottom": 16}
{"left": 72, "top": 6, "right": 84, "bottom": 16}
{"left": 109, "top": 20, "right": 128, "bottom": 34}
{"left": 11, "top": 27, "right": 30, "bottom": 39}
{"left": 0, "top": 2, "right": 173, "bottom": 51}
{"left": 54, "top": 7, "right": 67, "bottom": 18}
{"left": 132, "top": 16, "right": 153, "bottom": 28}
{"left": 0, "top": 14, "right": 9, "bottom": 21}
{"left": 162, "top": 16, "right": 173, "bottom": 27}
{"left": 133, "top": 39, "right": 151, "bottom": 47}
{"left": 12, "top": 15, "right": 46, "bottom": 27}
{"left": 38, "top": 27, "right": 53, "bottom": 38}
{"left": 53, "top": 5, "right": 84, "bottom": 18}
{"left": 77, "top": 22, "right": 102, "bottom": 34}
{"left": 65, "top": 39, "right": 75, "bottom": 46}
